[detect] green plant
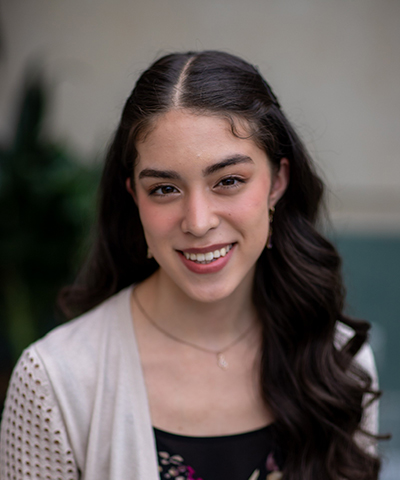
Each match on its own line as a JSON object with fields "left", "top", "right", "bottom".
{"left": 0, "top": 69, "right": 101, "bottom": 363}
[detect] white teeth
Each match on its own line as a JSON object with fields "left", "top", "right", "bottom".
{"left": 205, "top": 252, "right": 214, "bottom": 262}
{"left": 182, "top": 244, "right": 233, "bottom": 264}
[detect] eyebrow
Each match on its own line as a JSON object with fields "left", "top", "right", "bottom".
{"left": 138, "top": 154, "right": 253, "bottom": 180}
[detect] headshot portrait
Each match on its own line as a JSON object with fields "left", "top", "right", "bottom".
{"left": 0, "top": 1, "right": 398, "bottom": 482}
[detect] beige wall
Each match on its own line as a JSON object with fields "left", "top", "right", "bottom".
{"left": 1, "top": 0, "right": 399, "bottom": 232}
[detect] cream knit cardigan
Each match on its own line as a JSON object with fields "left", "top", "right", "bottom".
{"left": 0, "top": 286, "right": 379, "bottom": 480}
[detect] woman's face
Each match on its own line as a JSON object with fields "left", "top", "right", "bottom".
{"left": 129, "top": 109, "right": 288, "bottom": 303}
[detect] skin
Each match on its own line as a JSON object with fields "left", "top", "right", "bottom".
{"left": 126, "top": 109, "right": 289, "bottom": 435}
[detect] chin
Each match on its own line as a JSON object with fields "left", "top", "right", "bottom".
{"left": 156, "top": 252, "right": 257, "bottom": 304}
{"left": 179, "top": 277, "right": 246, "bottom": 304}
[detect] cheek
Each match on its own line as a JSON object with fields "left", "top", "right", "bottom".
{"left": 229, "top": 183, "right": 270, "bottom": 228}
{"left": 137, "top": 196, "right": 177, "bottom": 240}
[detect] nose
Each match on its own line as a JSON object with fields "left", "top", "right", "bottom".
{"left": 180, "top": 190, "right": 220, "bottom": 236}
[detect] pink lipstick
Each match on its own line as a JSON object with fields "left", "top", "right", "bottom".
{"left": 177, "top": 243, "right": 235, "bottom": 274}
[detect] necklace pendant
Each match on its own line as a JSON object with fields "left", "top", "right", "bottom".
{"left": 217, "top": 353, "right": 228, "bottom": 370}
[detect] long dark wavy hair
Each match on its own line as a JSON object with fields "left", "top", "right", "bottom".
{"left": 59, "top": 50, "right": 382, "bottom": 479}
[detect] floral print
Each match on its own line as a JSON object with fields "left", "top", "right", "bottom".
{"left": 249, "top": 452, "right": 283, "bottom": 480}
{"left": 157, "top": 449, "right": 282, "bottom": 480}
{"left": 158, "top": 451, "right": 203, "bottom": 480}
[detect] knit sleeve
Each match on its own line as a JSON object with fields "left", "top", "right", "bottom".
{"left": 0, "top": 348, "right": 79, "bottom": 480}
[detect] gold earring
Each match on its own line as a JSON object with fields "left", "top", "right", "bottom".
{"left": 266, "top": 207, "right": 275, "bottom": 249}
{"left": 147, "top": 248, "right": 153, "bottom": 259}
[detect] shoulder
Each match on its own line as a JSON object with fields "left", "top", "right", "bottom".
{"left": 0, "top": 285, "right": 140, "bottom": 477}
{"left": 16, "top": 285, "right": 136, "bottom": 417}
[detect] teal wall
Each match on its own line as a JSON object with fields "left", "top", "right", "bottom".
{"left": 335, "top": 236, "right": 400, "bottom": 391}
{"left": 334, "top": 235, "right": 400, "bottom": 479}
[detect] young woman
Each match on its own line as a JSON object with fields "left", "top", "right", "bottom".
{"left": 0, "top": 51, "right": 381, "bottom": 480}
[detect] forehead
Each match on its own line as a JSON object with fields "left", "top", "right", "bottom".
{"left": 135, "top": 109, "right": 266, "bottom": 170}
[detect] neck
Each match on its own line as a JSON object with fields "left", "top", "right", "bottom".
{"left": 134, "top": 269, "right": 258, "bottom": 349}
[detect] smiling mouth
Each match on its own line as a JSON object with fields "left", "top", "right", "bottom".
{"left": 180, "top": 244, "right": 234, "bottom": 264}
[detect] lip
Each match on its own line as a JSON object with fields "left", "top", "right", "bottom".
{"left": 178, "top": 242, "right": 235, "bottom": 254}
{"left": 177, "top": 243, "right": 236, "bottom": 274}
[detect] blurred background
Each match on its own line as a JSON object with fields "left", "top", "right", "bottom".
{"left": 0, "top": 0, "right": 399, "bottom": 479}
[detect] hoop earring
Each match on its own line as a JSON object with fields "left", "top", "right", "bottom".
{"left": 266, "top": 207, "right": 275, "bottom": 249}
{"left": 147, "top": 248, "right": 153, "bottom": 259}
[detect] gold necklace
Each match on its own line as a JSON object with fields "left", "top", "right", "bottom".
{"left": 132, "top": 289, "right": 254, "bottom": 370}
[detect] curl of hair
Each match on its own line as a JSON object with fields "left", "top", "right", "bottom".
{"left": 58, "top": 51, "right": 382, "bottom": 478}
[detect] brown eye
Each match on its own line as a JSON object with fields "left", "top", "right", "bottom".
{"left": 160, "top": 186, "right": 175, "bottom": 194}
{"left": 221, "top": 178, "right": 236, "bottom": 186}
{"left": 216, "top": 176, "right": 245, "bottom": 189}
{"left": 150, "top": 185, "right": 178, "bottom": 196}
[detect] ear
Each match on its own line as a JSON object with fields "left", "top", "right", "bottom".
{"left": 125, "top": 177, "right": 138, "bottom": 204}
{"left": 269, "top": 158, "right": 290, "bottom": 208}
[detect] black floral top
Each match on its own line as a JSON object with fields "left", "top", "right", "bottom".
{"left": 154, "top": 424, "right": 284, "bottom": 480}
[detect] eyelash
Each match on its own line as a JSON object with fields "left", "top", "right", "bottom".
{"left": 148, "top": 176, "right": 246, "bottom": 197}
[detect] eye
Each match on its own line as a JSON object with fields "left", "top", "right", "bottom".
{"left": 215, "top": 176, "right": 245, "bottom": 189}
{"left": 149, "top": 184, "right": 179, "bottom": 196}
